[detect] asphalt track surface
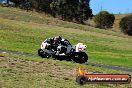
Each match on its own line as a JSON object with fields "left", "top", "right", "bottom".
{"left": 0, "top": 49, "right": 132, "bottom": 72}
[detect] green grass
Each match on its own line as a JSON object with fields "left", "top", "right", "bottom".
{"left": 0, "top": 53, "right": 132, "bottom": 88}
{"left": 0, "top": 6, "right": 132, "bottom": 88}
{"left": 0, "top": 6, "right": 130, "bottom": 37}
{"left": 0, "top": 6, "right": 132, "bottom": 68}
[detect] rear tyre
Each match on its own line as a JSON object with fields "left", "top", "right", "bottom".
{"left": 71, "top": 52, "right": 88, "bottom": 63}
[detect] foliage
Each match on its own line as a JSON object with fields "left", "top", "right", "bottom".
{"left": 29, "top": 0, "right": 52, "bottom": 13}
{"left": 119, "top": 15, "right": 132, "bottom": 36}
{"left": 10, "top": 0, "right": 22, "bottom": 6}
{"left": 10, "top": 0, "right": 93, "bottom": 23}
{"left": 50, "top": 0, "right": 92, "bottom": 23}
{"left": 94, "top": 11, "right": 115, "bottom": 29}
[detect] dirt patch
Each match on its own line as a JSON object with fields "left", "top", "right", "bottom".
{"left": 0, "top": 56, "right": 76, "bottom": 80}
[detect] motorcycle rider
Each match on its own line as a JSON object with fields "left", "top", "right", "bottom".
{"left": 52, "top": 36, "right": 62, "bottom": 55}
{"left": 53, "top": 36, "right": 62, "bottom": 45}
{"left": 46, "top": 36, "right": 62, "bottom": 52}
{"left": 38, "top": 36, "right": 88, "bottom": 63}
{"left": 45, "top": 36, "right": 70, "bottom": 55}
{"left": 51, "top": 36, "right": 69, "bottom": 55}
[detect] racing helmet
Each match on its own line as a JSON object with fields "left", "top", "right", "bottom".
{"left": 54, "top": 36, "right": 62, "bottom": 43}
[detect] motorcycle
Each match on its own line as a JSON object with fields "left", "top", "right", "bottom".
{"left": 38, "top": 39, "right": 88, "bottom": 63}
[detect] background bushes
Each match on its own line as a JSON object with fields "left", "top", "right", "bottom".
{"left": 94, "top": 11, "right": 115, "bottom": 29}
{"left": 119, "top": 15, "right": 132, "bottom": 36}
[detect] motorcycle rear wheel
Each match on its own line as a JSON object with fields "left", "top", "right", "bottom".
{"left": 38, "top": 49, "right": 49, "bottom": 58}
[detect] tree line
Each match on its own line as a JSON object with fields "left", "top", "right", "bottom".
{"left": 10, "top": 0, "right": 93, "bottom": 23}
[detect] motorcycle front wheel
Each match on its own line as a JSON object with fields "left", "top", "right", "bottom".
{"left": 71, "top": 52, "right": 88, "bottom": 63}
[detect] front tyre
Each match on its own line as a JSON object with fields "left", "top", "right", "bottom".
{"left": 71, "top": 52, "right": 88, "bottom": 63}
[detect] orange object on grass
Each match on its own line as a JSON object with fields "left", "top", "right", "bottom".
{"left": 78, "top": 65, "right": 86, "bottom": 76}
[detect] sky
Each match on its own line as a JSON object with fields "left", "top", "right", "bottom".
{"left": 90, "top": 0, "right": 132, "bottom": 15}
